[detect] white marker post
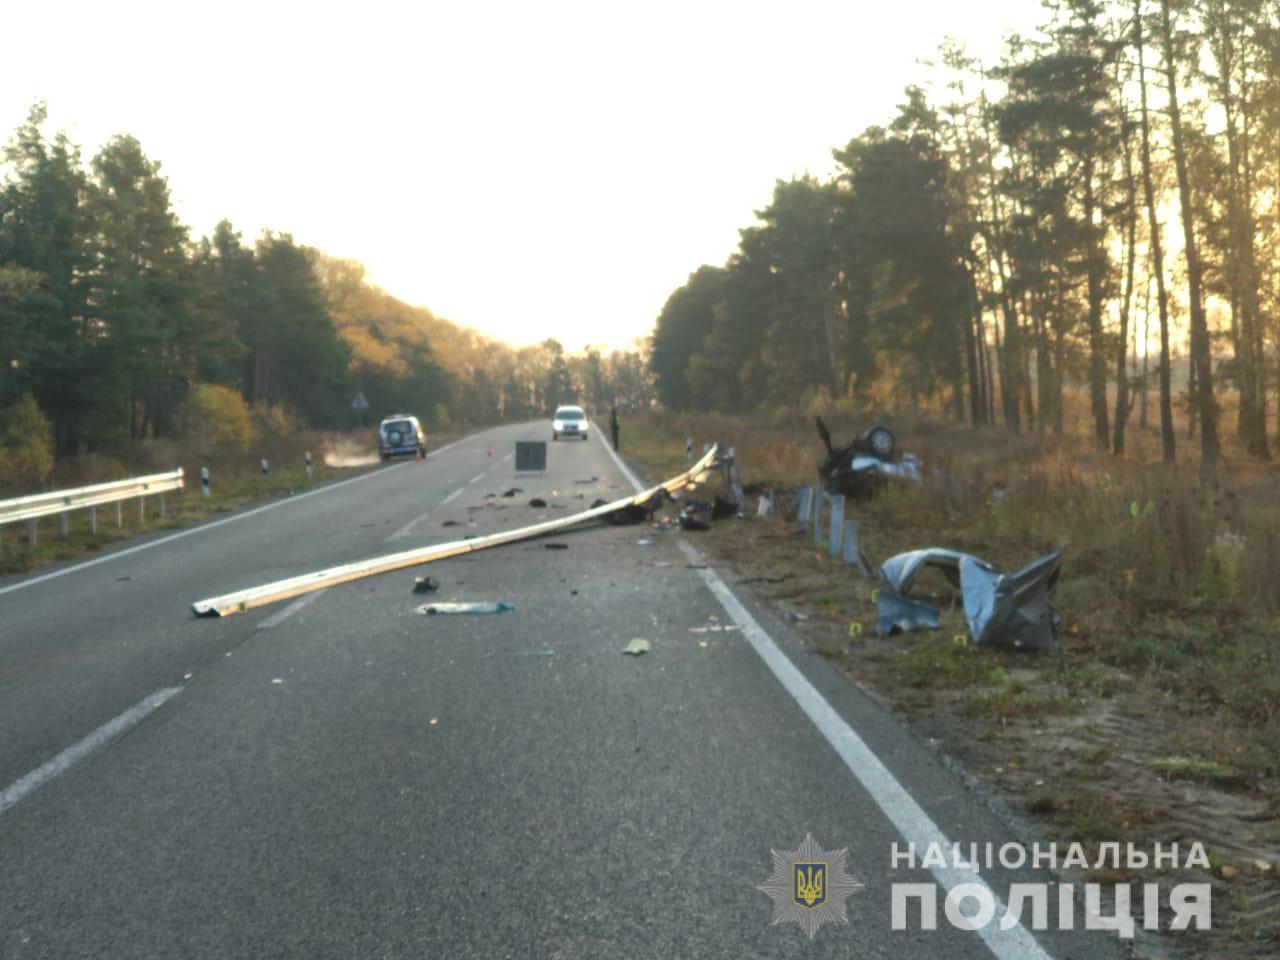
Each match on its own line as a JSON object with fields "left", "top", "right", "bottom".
{"left": 260, "top": 459, "right": 269, "bottom": 477}
{"left": 304, "top": 451, "right": 312, "bottom": 480}
{"left": 201, "top": 466, "right": 210, "bottom": 498}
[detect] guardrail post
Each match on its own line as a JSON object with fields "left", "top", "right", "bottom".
{"left": 137, "top": 496, "right": 144, "bottom": 524}
{"left": 827, "top": 494, "right": 844, "bottom": 556}
{"left": 115, "top": 501, "right": 123, "bottom": 528}
{"left": 201, "top": 466, "right": 210, "bottom": 498}
{"left": 159, "top": 493, "right": 166, "bottom": 519}
{"left": 795, "top": 486, "right": 810, "bottom": 532}
{"left": 89, "top": 505, "right": 97, "bottom": 534}
{"left": 813, "top": 490, "right": 825, "bottom": 546}
{"left": 59, "top": 512, "right": 69, "bottom": 536}
{"left": 842, "top": 517, "right": 870, "bottom": 575}
{"left": 27, "top": 519, "right": 37, "bottom": 548}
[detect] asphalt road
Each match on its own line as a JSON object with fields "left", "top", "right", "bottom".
{"left": 0, "top": 422, "right": 1130, "bottom": 959}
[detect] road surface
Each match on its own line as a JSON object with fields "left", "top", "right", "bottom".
{"left": 0, "top": 422, "right": 1128, "bottom": 958}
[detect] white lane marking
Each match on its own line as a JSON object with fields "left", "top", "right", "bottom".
{"left": 501, "top": 452, "right": 513, "bottom": 462}
{"left": 597, "top": 433, "right": 1052, "bottom": 960}
{"left": 593, "top": 420, "right": 645, "bottom": 491}
{"left": 468, "top": 471, "right": 486, "bottom": 484}
{"left": 0, "top": 435, "right": 482, "bottom": 599}
{"left": 256, "top": 589, "right": 326, "bottom": 629}
{"left": 0, "top": 687, "right": 183, "bottom": 816}
{"left": 386, "top": 511, "right": 431, "bottom": 542}
{"left": 441, "top": 488, "right": 463, "bottom": 505}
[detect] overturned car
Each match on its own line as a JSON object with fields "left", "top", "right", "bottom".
{"left": 815, "top": 416, "right": 920, "bottom": 501}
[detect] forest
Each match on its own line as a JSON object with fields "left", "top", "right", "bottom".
{"left": 0, "top": 104, "right": 650, "bottom": 485}
{"left": 650, "top": 0, "right": 1279, "bottom": 467}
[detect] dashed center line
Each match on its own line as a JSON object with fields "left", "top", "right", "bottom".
{"left": 468, "top": 471, "right": 486, "bottom": 484}
{"left": 386, "top": 511, "right": 432, "bottom": 542}
{"left": 256, "top": 589, "right": 326, "bottom": 629}
{"left": 441, "top": 488, "right": 463, "bottom": 505}
{"left": 0, "top": 687, "right": 182, "bottom": 817}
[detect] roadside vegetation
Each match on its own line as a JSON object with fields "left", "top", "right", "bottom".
{"left": 626, "top": 406, "right": 1280, "bottom": 955}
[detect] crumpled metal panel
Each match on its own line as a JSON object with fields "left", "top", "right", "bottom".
{"left": 876, "top": 548, "right": 1063, "bottom": 651}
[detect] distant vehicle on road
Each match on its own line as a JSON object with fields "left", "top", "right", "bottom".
{"left": 378, "top": 415, "right": 426, "bottom": 460}
{"left": 551, "top": 405, "right": 588, "bottom": 441}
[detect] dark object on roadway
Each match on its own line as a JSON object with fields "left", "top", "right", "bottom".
{"left": 515, "top": 441, "right": 547, "bottom": 472}
{"left": 711, "top": 495, "right": 738, "bottom": 520}
{"left": 684, "top": 498, "right": 712, "bottom": 514}
{"left": 529, "top": 497, "right": 548, "bottom": 508}
{"left": 815, "top": 416, "right": 914, "bottom": 501}
{"left": 442, "top": 520, "right": 462, "bottom": 527}
{"left": 590, "top": 498, "right": 608, "bottom": 509}
{"left": 679, "top": 514, "right": 710, "bottom": 531}
{"left": 876, "top": 548, "right": 1063, "bottom": 651}
{"left": 604, "top": 489, "right": 667, "bottom": 526}
{"left": 544, "top": 542, "right": 569, "bottom": 550}
{"left": 501, "top": 488, "right": 523, "bottom": 497}
{"left": 413, "top": 576, "right": 440, "bottom": 594}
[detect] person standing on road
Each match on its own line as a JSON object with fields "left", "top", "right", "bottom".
{"left": 609, "top": 406, "right": 620, "bottom": 451}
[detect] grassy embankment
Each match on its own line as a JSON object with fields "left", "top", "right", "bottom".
{"left": 625, "top": 406, "right": 1280, "bottom": 945}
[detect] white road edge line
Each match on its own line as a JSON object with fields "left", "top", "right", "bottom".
{"left": 596, "top": 428, "right": 1053, "bottom": 960}
{"left": 256, "top": 589, "right": 326, "bottom": 629}
{"left": 0, "top": 435, "right": 474, "bottom": 599}
{"left": 0, "top": 686, "right": 183, "bottom": 817}
{"left": 441, "top": 488, "right": 463, "bottom": 505}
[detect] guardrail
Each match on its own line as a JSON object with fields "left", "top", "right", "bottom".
{"left": 0, "top": 468, "right": 185, "bottom": 546}
{"left": 191, "top": 446, "right": 718, "bottom": 617}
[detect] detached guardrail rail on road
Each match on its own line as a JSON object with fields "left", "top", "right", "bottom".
{"left": 191, "top": 447, "right": 718, "bottom": 617}
{"left": 0, "top": 469, "right": 185, "bottom": 546}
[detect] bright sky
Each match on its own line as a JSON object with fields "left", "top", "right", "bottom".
{"left": 3, "top": 0, "right": 1044, "bottom": 352}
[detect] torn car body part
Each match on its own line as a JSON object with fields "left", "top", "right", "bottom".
{"left": 875, "top": 547, "right": 1063, "bottom": 651}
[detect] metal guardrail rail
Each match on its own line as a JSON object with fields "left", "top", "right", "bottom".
{"left": 0, "top": 469, "right": 185, "bottom": 539}
{"left": 191, "top": 446, "right": 718, "bottom": 617}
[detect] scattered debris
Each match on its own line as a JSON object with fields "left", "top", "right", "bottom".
{"left": 636, "top": 538, "right": 654, "bottom": 546}
{"left": 544, "top": 542, "right": 569, "bottom": 550}
{"left": 501, "top": 488, "right": 522, "bottom": 497}
{"left": 574, "top": 476, "right": 600, "bottom": 484}
{"left": 442, "top": 520, "right": 462, "bottom": 527}
{"left": 622, "top": 638, "right": 651, "bottom": 656}
{"left": 429, "top": 717, "right": 438, "bottom": 725}
{"left": 876, "top": 548, "right": 1063, "bottom": 650}
{"left": 413, "top": 576, "right": 441, "bottom": 594}
{"left": 418, "top": 602, "right": 516, "bottom": 615}
{"left": 528, "top": 497, "right": 548, "bottom": 508}
{"left": 271, "top": 678, "right": 284, "bottom": 684}
{"left": 512, "top": 650, "right": 556, "bottom": 658}
{"left": 686, "top": 563, "right": 708, "bottom": 570}
{"left": 678, "top": 514, "right": 710, "bottom": 531}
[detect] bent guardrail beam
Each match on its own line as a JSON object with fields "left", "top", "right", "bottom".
{"left": 0, "top": 469, "right": 185, "bottom": 528}
{"left": 191, "top": 446, "right": 718, "bottom": 617}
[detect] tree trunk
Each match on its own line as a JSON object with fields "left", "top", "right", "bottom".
{"left": 1114, "top": 92, "right": 1139, "bottom": 455}
{"left": 1136, "top": 0, "right": 1176, "bottom": 463}
{"left": 1083, "top": 162, "right": 1110, "bottom": 449}
{"left": 1159, "top": 0, "right": 1219, "bottom": 469}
